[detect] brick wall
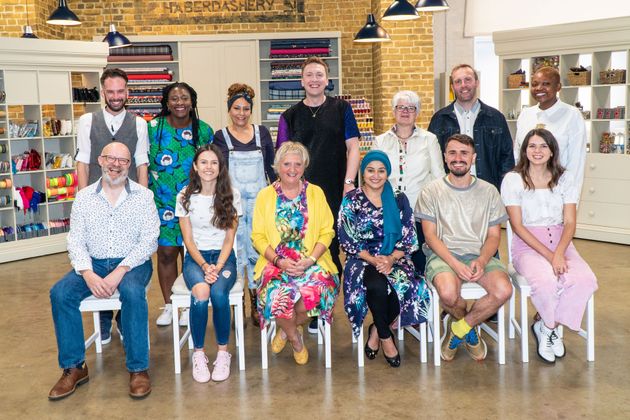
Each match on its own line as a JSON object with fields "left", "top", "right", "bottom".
{"left": 1, "top": 0, "right": 435, "bottom": 133}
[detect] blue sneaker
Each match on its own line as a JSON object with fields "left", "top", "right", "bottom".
{"left": 440, "top": 315, "right": 462, "bottom": 361}
{"left": 100, "top": 324, "right": 112, "bottom": 345}
{"left": 464, "top": 326, "right": 487, "bottom": 361}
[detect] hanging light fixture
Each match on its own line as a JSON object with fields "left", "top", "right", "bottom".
{"left": 354, "top": 14, "right": 391, "bottom": 43}
{"left": 383, "top": 0, "right": 420, "bottom": 21}
{"left": 46, "top": 0, "right": 81, "bottom": 26}
{"left": 103, "top": 1, "right": 131, "bottom": 49}
{"left": 21, "top": 0, "right": 38, "bottom": 38}
{"left": 415, "top": 0, "right": 450, "bottom": 12}
{"left": 103, "top": 24, "right": 132, "bottom": 49}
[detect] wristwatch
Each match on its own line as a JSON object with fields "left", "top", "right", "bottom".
{"left": 344, "top": 178, "right": 354, "bottom": 185}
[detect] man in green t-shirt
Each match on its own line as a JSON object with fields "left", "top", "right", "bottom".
{"left": 416, "top": 134, "right": 512, "bottom": 362}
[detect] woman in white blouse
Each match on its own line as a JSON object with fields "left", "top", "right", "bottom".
{"left": 501, "top": 128, "right": 597, "bottom": 364}
{"left": 372, "top": 90, "right": 445, "bottom": 275}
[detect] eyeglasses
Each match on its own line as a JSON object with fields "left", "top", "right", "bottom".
{"left": 394, "top": 105, "right": 417, "bottom": 113}
{"left": 100, "top": 155, "right": 130, "bottom": 165}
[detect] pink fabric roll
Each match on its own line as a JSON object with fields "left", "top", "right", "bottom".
{"left": 512, "top": 225, "right": 597, "bottom": 331}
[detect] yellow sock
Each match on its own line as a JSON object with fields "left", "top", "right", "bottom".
{"left": 451, "top": 318, "right": 472, "bottom": 339}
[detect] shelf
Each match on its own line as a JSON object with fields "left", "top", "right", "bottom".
{"left": 71, "top": 102, "right": 100, "bottom": 105}
{"left": 9, "top": 137, "right": 42, "bottom": 141}
{"left": 0, "top": 207, "right": 13, "bottom": 211}
{"left": 261, "top": 77, "right": 339, "bottom": 82}
{"left": 591, "top": 83, "right": 627, "bottom": 88}
{"left": 591, "top": 118, "right": 627, "bottom": 122}
{"left": 48, "top": 199, "right": 75, "bottom": 206}
{"left": 14, "top": 169, "right": 45, "bottom": 174}
{"left": 45, "top": 167, "right": 76, "bottom": 172}
{"left": 107, "top": 60, "right": 179, "bottom": 65}
{"left": 44, "top": 135, "right": 73, "bottom": 140}
{"left": 259, "top": 56, "right": 338, "bottom": 62}
{"left": 261, "top": 99, "right": 301, "bottom": 103}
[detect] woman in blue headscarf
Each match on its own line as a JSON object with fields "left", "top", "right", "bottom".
{"left": 338, "top": 150, "right": 431, "bottom": 367}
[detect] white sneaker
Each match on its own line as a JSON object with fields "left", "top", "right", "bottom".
{"left": 211, "top": 350, "right": 231, "bottom": 382}
{"left": 191, "top": 351, "right": 211, "bottom": 383}
{"left": 531, "top": 320, "right": 555, "bottom": 363}
{"left": 179, "top": 308, "right": 190, "bottom": 327}
{"left": 156, "top": 304, "right": 173, "bottom": 326}
{"left": 550, "top": 327, "right": 566, "bottom": 358}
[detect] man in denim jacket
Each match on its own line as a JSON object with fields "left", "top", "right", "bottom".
{"left": 428, "top": 64, "right": 514, "bottom": 191}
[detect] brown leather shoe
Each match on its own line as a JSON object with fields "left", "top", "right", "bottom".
{"left": 129, "top": 370, "right": 151, "bottom": 399}
{"left": 48, "top": 365, "right": 89, "bottom": 401}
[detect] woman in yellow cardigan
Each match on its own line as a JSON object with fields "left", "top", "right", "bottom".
{"left": 251, "top": 141, "right": 339, "bottom": 365}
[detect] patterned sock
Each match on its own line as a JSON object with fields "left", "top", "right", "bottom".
{"left": 451, "top": 318, "right": 472, "bottom": 339}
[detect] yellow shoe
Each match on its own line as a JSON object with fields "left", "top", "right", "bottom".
{"left": 271, "top": 328, "right": 287, "bottom": 354}
{"left": 292, "top": 327, "right": 308, "bottom": 365}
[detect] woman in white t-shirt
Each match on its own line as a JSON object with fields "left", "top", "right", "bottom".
{"left": 176, "top": 144, "right": 242, "bottom": 382}
{"left": 501, "top": 128, "right": 597, "bottom": 364}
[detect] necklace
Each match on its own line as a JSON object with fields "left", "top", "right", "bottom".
{"left": 308, "top": 104, "right": 322, "bottom": 118}
{"left": 305, "top": 97, "right": 326, "bottom": 118}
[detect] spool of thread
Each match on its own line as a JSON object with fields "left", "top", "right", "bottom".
{"left": 0, "top": 178, "right": 12, "bottom": 189}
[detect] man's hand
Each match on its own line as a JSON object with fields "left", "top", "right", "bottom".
{"left": 468, "top": 258, "right": 487, "bottom": 282}
{"left": 102, "top": 267, "right": 127, "bottom": 295}
{"left": 83, "top": 271, "right": 110, "bottom": 298}
{"left": 451, "top": 259, "right": 475, "bottom": 282}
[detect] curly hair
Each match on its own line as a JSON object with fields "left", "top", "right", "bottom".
{"left": 227, "top": 83, "right": 255, "bottom": 99}
{"left": 514, "top": 128, "right": 565, "bottom": 190}
{"left": 180, "top": 144, "right": 237, "bottom": 230}
{"left": 152, "top": 82, "right": 201, "bottom": 151}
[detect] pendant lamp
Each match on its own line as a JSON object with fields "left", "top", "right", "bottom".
{"left": 415, "top": 0, "right": 450, "bottom": 12}
{"left": 382, "top": 0, "right": 420, "bottom": 21}
{"left": 21, "top": 0, "right": 38, "bottom": 38}
{"left": 354, "top": 14, "right": 391, "bottom": 43}
{"left": 46, "top": 0, "right": 81, "bottom": 26}
{"left": 103, "top": 24, "right": 132, "bottom": 49}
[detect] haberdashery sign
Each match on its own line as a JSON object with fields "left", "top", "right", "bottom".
{"left": 159, "top": 0, "right": 305, "bottom": 22}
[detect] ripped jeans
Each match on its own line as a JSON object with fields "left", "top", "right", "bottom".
{"left": 183, "top": 250, "right": 237, "bottom": 348}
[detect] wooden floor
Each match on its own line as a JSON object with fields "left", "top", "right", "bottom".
{"left": 1, "top": 235, "right": 629, "bottom": 419}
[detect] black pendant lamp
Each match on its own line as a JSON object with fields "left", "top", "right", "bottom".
{"left": 354, "top": 14, "right": 391, "bottom": 43}
{"left": 103, "top": 24, "right": 132, "bottom": 49}
{"left": 47, "top": 0, "right": 81, "bottom": 26}
{"left": 383, "top": 0, "right": 420, "bottom": 21}
{"left": 21, "top": 0, "right": 38, "bottom": 38}
{"left": 415, "top": 0, "right": 450, "bottom": 12}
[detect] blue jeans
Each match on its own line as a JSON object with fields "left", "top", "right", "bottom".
{"left": 183, "top": 250, "right": 236, "bottom": 348}
{"left": 50, "top": 258, "right": 152, "bottom": 372}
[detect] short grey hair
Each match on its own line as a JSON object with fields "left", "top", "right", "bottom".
{"left": 273, "top": 141, "right": 310, "bottom": 174}
{"left": 392, "top": 90, "right": 421, "bottom": 112}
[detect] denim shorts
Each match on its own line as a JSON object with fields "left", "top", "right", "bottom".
{"left": 425, "top": 253, "right": 507, "bottom": 283}
{"left": 183, "top": 249, "right": 237, "bottom": 289}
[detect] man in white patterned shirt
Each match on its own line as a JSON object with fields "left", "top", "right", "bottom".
{"left": 49, "top": 142, "right": 159, "bottom": 401}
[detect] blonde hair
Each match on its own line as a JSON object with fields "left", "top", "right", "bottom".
{"left": 273, "top": 141, "right": 310, "bottom": 174}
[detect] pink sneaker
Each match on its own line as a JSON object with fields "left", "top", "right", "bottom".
{"left": 211, "top": 350, "right": 231, "bottom": 382}
{"left": 191, "top": 351, "right": 210, "bottom": 383}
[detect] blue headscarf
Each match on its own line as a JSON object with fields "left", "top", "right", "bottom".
{"left": 361, "top": 150, "right": 402, "bottom": 255}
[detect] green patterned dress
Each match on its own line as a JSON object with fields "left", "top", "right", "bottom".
{"left": 148, "top": 117, "right": 213, "bottom": 246}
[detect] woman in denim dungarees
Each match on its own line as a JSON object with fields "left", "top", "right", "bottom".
{"left": 213, "top": 83, "right": 276, "bottom": 327}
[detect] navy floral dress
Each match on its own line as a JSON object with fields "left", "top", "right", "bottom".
{"left": 338, "top": 188, "right": 431, "bottom": 337}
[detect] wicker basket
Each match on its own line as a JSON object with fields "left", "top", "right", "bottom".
{"left": 507, "top": 73, "right": 525, "bottom": 88}
{"left": 599, "top": 69, "right": 626, "bottom": 84}
{"left": 567, "top": 70, "right": 591, "bottom": 86}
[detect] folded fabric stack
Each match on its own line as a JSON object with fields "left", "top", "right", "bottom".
{"left": 266, "top": 104, "right": 291, "bottom": 121}
{"left": 269, "top": 80, "right": 334, "bottom": 100}
{"left": 123, "top": 67, "right": 172, "bottom": 119}
{"left": 269, "top": 39, "right": 331, "bottom": 59}
{"left": 271, "top": 61, "right": 303, "bottom": 79}
{"left": 108, "top": 45, "right": 173, "bottom": 62}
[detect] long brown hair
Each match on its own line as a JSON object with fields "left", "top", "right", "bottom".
{"left": 181, "top": 144, "right": 237, "bottom": 230}
{"left": 514, "top": 128, "right": 565, "bottom": 190}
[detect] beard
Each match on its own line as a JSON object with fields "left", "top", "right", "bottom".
{"left": 448, "top": 162, "right": 470, "bottom": 177}
{"left": 105, "top": 97, "right": 127, "bottom": 113}
{"left": 101, "top": 166, "right": 128, "bottom": 186}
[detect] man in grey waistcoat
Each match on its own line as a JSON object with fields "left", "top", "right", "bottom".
{"left": 75, "top": 67, "right": 150, "bottom": 343}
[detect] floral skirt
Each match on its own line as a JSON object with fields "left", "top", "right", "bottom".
{"left": 257, "top": 262, "right": 339, "bottom": 329}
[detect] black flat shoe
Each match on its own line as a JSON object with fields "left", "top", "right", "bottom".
{"left": 364, "top": 323, "right": 379, "bottom": 360}
{"left": 382, "top": 336, "right": 401, "bottom": 368}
